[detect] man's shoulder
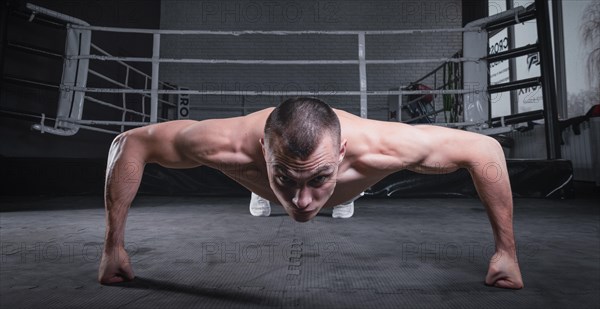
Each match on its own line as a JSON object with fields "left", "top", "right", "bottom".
{"left": 247, "top": 107, "right": 275, "bottom": 118}
{"left": 336, "top": 111, "right": 413, "bottom": 139}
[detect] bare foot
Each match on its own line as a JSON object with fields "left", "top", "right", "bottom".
{"left": 98, "top": 246, "right": 135, "bottom": 284}
{"left": 485, "top": 250, "right": 524, "bottom": 289}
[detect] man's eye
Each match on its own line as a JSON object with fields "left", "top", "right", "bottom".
{"left": 277, "top": 176, "right": 294, "bottom": 185}
{"left": 310, "top": 175, "right": 328, "bottom": 186}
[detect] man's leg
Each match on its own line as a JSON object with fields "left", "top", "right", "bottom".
{"left": 332, "top": 200, "right": 354, "bottom": 219}
{"left": 249, "top": 192, "right": 271, "bottom": 217}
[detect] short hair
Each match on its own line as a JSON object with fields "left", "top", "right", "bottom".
{"left": 264, "top": 97, "right": 341, "bottom": 160}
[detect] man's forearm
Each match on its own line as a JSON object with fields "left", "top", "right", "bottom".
{"left": 467, "top": 142, "right": 524, "bottom": 289}
{"left": 468, "top": 143, "right": 516, "bottom": 252}
{"left": 104, "top": 200, "right": 134, "bottom": 249}
{"left": 103, "top": 135, "right": 145, "bottom": 250}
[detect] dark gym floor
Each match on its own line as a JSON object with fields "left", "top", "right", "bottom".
{"left": 1, "top": 196, "right": 598, "bottom": 309}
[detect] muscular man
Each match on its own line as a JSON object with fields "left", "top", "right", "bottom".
{"left": 99, "top": 97, "right": 523, "bottom": 289}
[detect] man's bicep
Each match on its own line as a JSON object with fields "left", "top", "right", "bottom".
{"left": 407, "top": 126, "right": 487, "bottom": 174}
{"left": 375, "top": 124, "right": 436, "bottom": 172}
{"left": 137, "top": 120, "right": 205, "bottom": 168}
{"left": 172, "top": 118, "right": 246, "bottom": 168}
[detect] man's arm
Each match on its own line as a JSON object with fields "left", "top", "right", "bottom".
{"left": 407, "top": 126, "right": 517, "bottom": 249}
{"left": 98, "top": 120, "right": 201, "bottom": 284}
{"left": 377, "top": 123, "right": 523, "bottom": 289}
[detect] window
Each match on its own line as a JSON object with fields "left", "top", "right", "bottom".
{"left": 562, "top": 0, "right": 599, "bottom": 117}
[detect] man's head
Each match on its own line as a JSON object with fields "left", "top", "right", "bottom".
{"left": 261, "top": 97, "right": 346, "bottom": 222}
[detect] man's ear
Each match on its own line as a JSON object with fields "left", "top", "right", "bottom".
{"left": 259, "top": 138, "right": 266, "bottom": 156}
{"left": 338, "top": 139, "right": 347, "bottom": 163}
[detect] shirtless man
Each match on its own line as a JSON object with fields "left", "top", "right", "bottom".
{"left": 98, "top": 97, "right": 524, "bottom": 289}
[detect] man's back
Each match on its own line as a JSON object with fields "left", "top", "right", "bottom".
{"left": 117, "top": 107, "right": 404, "bottom": 206}
{"left": 117, "top": 107, "right": 470, "bottom": 206}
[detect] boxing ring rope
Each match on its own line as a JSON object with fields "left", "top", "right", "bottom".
{"left": 72, "top": 55, "right": 477, "bottom": 65}
{"left": 89, "top": 42, "right": 177, "bottom": 132}
{"left": 70, "top": 88, "right": 475, "bottom": 96}
{"left": 22, "top": 3, "right": 542, "bottom": 137}
{"left": 68, "top": 26, "right": 482, "bottom": 36}
{"left": 64, "top": 24, "right": 481, "bottom": 122}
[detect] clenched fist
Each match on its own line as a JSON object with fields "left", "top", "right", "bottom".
{"left": 98, "top": 246, "right": 134, "bottom": 284}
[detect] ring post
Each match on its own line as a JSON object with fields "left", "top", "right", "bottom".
{"left": 358, "top": 32, "right": 367, "bottom": 118}
{"left": 535, "top": 0, "right": 561, "bottom": 159}
{"left": 463, "top": 25, "right": 488, "bottom": 125}
{"left": 150, "top": 33, "right": 160, "bottom": 123}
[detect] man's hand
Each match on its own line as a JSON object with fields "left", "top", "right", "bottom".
{"left": 98, "top": 246, "right": 134, "bottom": 284}
{"left": 485, "top": 250, "right": 524, "bottom": 289}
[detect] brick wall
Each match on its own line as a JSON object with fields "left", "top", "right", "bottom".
{"left": 159, "top": 0, "right": 463, "bottom": 120}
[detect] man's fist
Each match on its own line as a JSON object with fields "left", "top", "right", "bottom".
{"left": 98, "top": 246, "right": 134, "bottom": 284}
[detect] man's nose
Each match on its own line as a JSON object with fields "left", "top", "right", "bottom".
{"left": 292, "top": 186, "right": 312, "bottom": 209}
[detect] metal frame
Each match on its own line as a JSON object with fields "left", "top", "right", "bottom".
{"left": 462, "top": 1, "right": 561, "bottom": 158}
{"left": 551, "top": 0, "right": 568, "bottom": 120}
{"left": 534, "top": 0, "right": 561, "bottom": 159}
{"left": 392, "top": 51, "right": 463, "bottom": 124}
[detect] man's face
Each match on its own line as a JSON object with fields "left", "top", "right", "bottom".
{"left": 261, "top": 135, "right": 346, "bottom": 222}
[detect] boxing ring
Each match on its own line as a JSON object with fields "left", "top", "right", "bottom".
{"left": 8, "top": 3, "right": 575, "bottom": 194}
{"left": 2, "top": 1, "right": 597, "bottom": 309}
{"left": 18, "top": 2, "right": 559, "bottom": 153}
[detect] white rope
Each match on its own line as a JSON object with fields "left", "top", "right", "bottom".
{"left": 84, "top": 96, "right": 150, "bottom": 118}
{"left": 71, "top": 54, "right": 480, "bottom": 65}
{"left": 65, "top": 120, "right": 153, "bottom": 126}
{"left": 68, "top": 87, "right": 478, "bottom": 96}
{"left": 90, "top": 43, "right": 176, "bottom": 90}
{"left": 70, "top": 25, "right": 481, "bottom": 35}
{"left": 26, "top": 3, "right": 89, "bottom": 26}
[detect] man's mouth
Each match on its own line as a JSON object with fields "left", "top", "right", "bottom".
{"left": 285, "top": 203, "right": 319, "bottom": 218}
{"left": 291, "top": 209, "right": 317, "bottom": 222}
{"left": 293, "top": 205, "right": 320, "bottom": 214}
